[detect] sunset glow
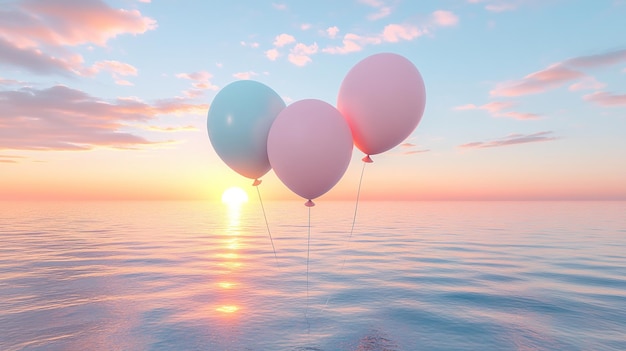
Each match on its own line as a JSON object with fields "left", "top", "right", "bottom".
{"left": 1, "top": 1, "right": 624, "bottom": 201}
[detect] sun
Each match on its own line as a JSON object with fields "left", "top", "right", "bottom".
{"left": 221, "top": 187, "right": 249, "bottom": 206}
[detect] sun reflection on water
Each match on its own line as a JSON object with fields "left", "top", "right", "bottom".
{"left": 215, "top": 198, "right": 246, "bottom": 315}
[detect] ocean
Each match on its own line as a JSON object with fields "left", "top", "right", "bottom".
{"left": 1, "top": 200, "right": 625, "bottom": 350}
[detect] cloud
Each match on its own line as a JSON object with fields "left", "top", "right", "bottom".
{"left": 404, "top": 149, "right": 430, "bottom": 155}
{"left": 468, "top": 0, "right": 529, "bottom": 12}
{"left": 272, "top": 3, "right": 287, "bottom": 10}
{"left": 326, "top": 26, "right": 340, "bottom": 39}
{"left": 459, "top": 131, "right": 558, "bottom": 149}
{"left": 358, "top": 0, "right": 392, "bottom": 20}
{"left": 0, "top": 0, "right": 156, "bottom": 48}
{"left": 265, "top": 48, "right": 280, "bottom": 61}
{"left": 301, "top": 23, "right": 312, "bottom": 31}
{"left": 288, "top": 42, "right": 318, "bottom": 66}
{"left": 566, "top": 48, "right": 626, "bottom": 68}
{"left": 144, "top": 125, "right": 198, "bottom": 132}
{"left": 323, "top": 10, "right": 457, "bottom": 55}
{"left": 400, "top": 143, "right": 416, "bottom": 148}
{"left": 583, "top": 91, "right": 626, "bottom": 106}
{"left": 491, "top": 48, "right": 626, "bottom": 97}
{"left": 454, "top": 101, "right": 540, "bottom": 120}
{"left": 381, "top": 24, "right": 421, "bottom": 42}
{"left": 176, "top": 71, "right": 218, "bottom": 97}
{"left": 240, "top": 41, "right": 260, "bottom": 48}
{"left": 273, "top": 33, "right": 296, "bottom": 47}
{"left": 0, "top": 155, "right": 25, "bottom": 163}
{"left": 568, "top": 76, "right": 606, "bottom": 91}
{"left": 0, "top": 37, "right": 86, "bottom": 76}
{"left": 491, "top": 64, "right": 585, "bottom": 97}
{"left": 233, "top": 71, "right": 258, "bottom": 80}
{"left": 431, "top": 10, "right": 459, "bottom": 26}
{"left": 0, "top": 85, "right": 207, "bottom": 151}
{"left": 0, "top": 0, "right": 155, "bottom": 77}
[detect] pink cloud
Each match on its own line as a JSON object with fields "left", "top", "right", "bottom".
{"left": 265, "top": 48, "right": 280, "bottom": 61}
{"left": 358, "top": 0, "right": 392, "bottom": 20}
{"left": 1, "top": 0, "right": 156, "bottom": 48}
{"left": 115, "top": 79, "right": 134, "bottom": 86}
{"left": 0, "top": 155, "right": 25, "bottom": 163}
{"left": 382, "top": 24, "right": 421, "bottom": 42}
{"left": 233, "top": 71, "right": 258, "bottom": 80}
{"left": 453, "top": 101, "right": 539, "bottom": 120}
{"left": 565, "top": 48, "right": 626, "bottom": 68}
{"left": 568, "top": 76, "right": 606, "bottom": 91}
{"left": 301, "top": 23, "right": 312, "bottom": 30}
{"left": 288, "top": 42, "right": 318, "bottom": 66}
{"left": 583, "top": 91, "right": 626, "bottom": 106}
{"left": 0, "top": 37, "right": 86, "bottom": 76}
{"left": 459, "top": 131, "right": 558, "bottom": 149}
{"left": 431, "top": 10, "right": 459, "bottom": 26}
{"left": 176, "top": 71, "right": 218, "bottom": 97}
{"left": 404, "top": 149, "right": 430, "bottom": 155}
{"left": 0, "top": 85, "right": 207, "bottom": 151}
{"left": 326, "top": 26, "right": 340, "bottom": 39}
{"left": 322, "top": 10, "right": 456, "bottom": 55}
{"left": 490, "top": 64, "right": 585, "bottom": 97}
{"left": 0, "top": 1, "right": 155, "bottom": 77}
{"left": 273, "top": 33, "right": 296, "bottom": 47}
{"left": 491, "top": 48, "right": 626, "bottom": 97}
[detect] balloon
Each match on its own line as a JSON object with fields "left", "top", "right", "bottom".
{"left": 337, "top": 53, "right": 426, "bottom": 158}
{"left": 267, "top": 99, "right": 353, "bottom": 206}
{"left": 207, "top": 80, "right": 286, "bottom": 181}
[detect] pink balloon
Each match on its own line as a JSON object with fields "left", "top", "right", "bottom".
{"left": 337, "top": 53, "right": 426, "bottom": 157}
{"left": 267, "top": 99, "right": 353, "bottom": 205}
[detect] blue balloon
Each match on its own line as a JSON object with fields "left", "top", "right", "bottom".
{"left": 207, "top": 80, "right": 285, "bottom": 180}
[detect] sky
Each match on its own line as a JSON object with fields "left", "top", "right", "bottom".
{"left": 1, "top": 0, "right": 625, "bottom": 201}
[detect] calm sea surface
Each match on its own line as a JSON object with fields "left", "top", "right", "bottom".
{"left": 1, "top": 201, "right": 625, "bottom": 351}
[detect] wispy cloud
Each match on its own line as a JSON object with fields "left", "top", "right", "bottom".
{"left": 0, "top": 155, "right": 25, "bottom": 164}
{"left": 459, "top": 131, "right": 558, "bottom": 149}
{"left": 143, "top": 125, "right": 198, "bottom": 132}
{"left": 240, "top": 41, "right": 260, "bottom": 48}
{"left": 358, "top": 0, "right": 393, "bottom": 20}
{"left": 0, "top": 85, "right": 207, "bottom": 151}
{"left": 431, "top": 10, "right": 460, "bottom": 26}
{"left": 0, "top": 0, "right": 155, "bottom": 77}
{"left": 568, "top": 76, "right": 606, "bottom": 91}
{"left": 468, "top": 0, "right": 532, "bottom": 13}
{"left": 491, "top": 64, "right": 585, "bottom": 97}
{"left": 454, "top": 101, "right": 540, "bottom": 120}
{"left": 583, "top": 91, "right": 626, "bottom": 106}
{"left": 398, "top": 142, "right": 430, "bottom": 155}
{"left": 175, "top": 71, "right": 218, "bottom": 98}
{"left": 272, "top": 3, "right": 287, "bottom": 11}
{"left": 233, "top": 71, "right": 258, "bottom": 80}
{"left": 322, "top": 10, "right": 458, "bottom": 55}
{"left": 491, "top": 48, "right": 626, "bottom": 97}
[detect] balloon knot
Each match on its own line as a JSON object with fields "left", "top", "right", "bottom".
{"left": 305, "top": 200, "right": 315, "bottom": 207}
{"left": 252, "top": 179, "right": 262, "bottom": 186}
{"left": 362, "top": 155, "right": 373, "bottom": 163}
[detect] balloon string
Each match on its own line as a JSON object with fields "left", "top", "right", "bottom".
{"left": 319, "top": 161, "right": 368, "bottom": 313}
{"left": 306, "top": 205, "right": 311, "bottom": 320}
{"left": 256, "top": 185, "right": 278, "bottom": 268}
